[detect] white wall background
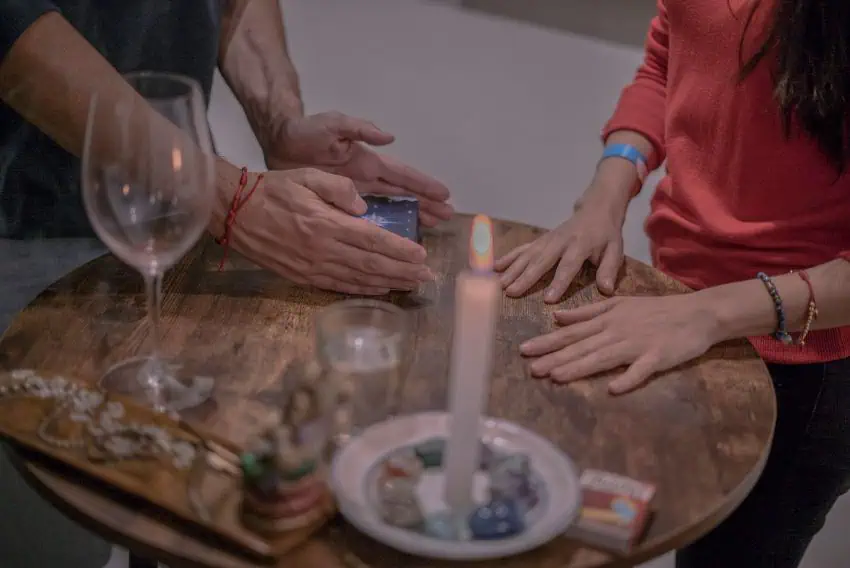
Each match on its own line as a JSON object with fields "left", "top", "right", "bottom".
{"left": 209, "top": 0, "right": 663, "bottom": 264}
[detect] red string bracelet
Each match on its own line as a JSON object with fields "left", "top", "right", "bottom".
{"left": 215, "top": 167, "right": 264, "bottom": 271}
{"left": 795, "top": 270, "right": 818, "bottom": 346}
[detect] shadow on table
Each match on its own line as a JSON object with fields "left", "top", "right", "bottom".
{"left": 50, "top": 249, "right": 438, "bottom": 308}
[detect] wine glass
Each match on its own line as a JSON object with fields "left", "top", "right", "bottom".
{"left": 81, "top": 71, "right": 215, "bottom": 413}
{"left": 315, "top": 300, "right": 413, "bottom": 447}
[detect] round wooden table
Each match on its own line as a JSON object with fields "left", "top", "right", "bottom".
{"left": 0, "top": 214, "right": 775, "bottom": 568}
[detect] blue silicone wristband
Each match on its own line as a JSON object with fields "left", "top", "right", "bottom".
{"left": 601, "top": 143, "right": 649, "bottom": 182}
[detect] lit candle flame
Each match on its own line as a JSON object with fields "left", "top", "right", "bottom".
{"left": 172, "top": 147, "right": 183, "bottom": 172}
{"left": 469, "top": 214, "right": 494, "bottom": 272}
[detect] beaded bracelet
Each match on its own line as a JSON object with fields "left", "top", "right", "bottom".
{"left": 795, "top": 270, "right": 819, "bottom": 346}
{"left": 757, "top": 272, "right": 793, "bottom": 345}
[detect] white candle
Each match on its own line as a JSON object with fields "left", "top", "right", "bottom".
{"left": 443, "top": 215, "right": 500, "bottom": 514}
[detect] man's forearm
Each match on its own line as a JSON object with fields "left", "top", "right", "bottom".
{"left": 219, "top": 0, "right": 304, "bottom": 153}
{"left": 0, "top": 12, "right": 235, "bottom": 223}
{"left": 0, "top": 12, "right": 142, "bottom": 159}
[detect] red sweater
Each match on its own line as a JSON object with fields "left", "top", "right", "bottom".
{"left": 602, "top": 0, "right": 850, "bottom": 365}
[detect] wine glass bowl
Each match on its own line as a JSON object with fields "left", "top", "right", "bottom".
{"left": 82, "top": 72, "right": 213, "bottom": 274}
{"left": 81, "top": 71, "right": 215, "bottom": 413}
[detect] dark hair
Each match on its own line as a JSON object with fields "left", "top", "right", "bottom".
{"left": 739, "top": 1, "right": 850, "bottom": 172}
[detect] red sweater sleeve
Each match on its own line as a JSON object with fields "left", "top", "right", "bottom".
{"left": 601, "top": 0, "right": 669, "bottom": 171}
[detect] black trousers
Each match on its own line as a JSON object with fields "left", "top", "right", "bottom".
{"left": 676, "top": 358, "right": 850, "bottom": 567}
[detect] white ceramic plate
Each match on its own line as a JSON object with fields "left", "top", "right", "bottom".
{"left": 329, "top": 411, "right": 581, "bottom": 560}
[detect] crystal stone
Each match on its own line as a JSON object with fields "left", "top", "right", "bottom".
{"left": 382, "top": 448, "right": 425, "bottom": 481}
{"left": 489, "top": 454, "right": 539, "bottom": 512}
{"left": 468, "top": 498, "right": 525, "bottom": 540}
{"left": 414, "top": 437, "right": 445, "bottom": 469}
{"left": 377, "top": 477, "right": 423, "bottom": 528}
{"left": 423, "top": 510, "right": 467, "bottom": 541}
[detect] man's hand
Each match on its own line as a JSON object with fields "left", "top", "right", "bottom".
{"left": 216, "top": 165, "right": 435, "bottom": 295}
{"left": 266, "top": 112, "right": 453, "bottom": 227}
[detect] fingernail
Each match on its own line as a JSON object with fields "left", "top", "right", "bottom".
{"left": 353, "top": 196, "right": 368, "bottom": 215}
{"left": 420, "top": 268, "right": 435, "bottom": 281}
{"left": 544, "top": 290, "right": 557, "bottom": 303}
{"left": 520, "top": 341, "right": 533, "bottom": 353}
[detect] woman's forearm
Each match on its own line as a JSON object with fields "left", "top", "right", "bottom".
{"left": 576, "top": 129, "right": 656, "bottom": 221}
{"left": 701, "top": 258, "right": 850, "bottom": 340}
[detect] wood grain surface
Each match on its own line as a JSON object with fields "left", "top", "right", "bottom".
{"left": 0, "top": 371, "right": 330, "bottom": 562}
{"left": 0, "top": 214, "right": 776, "bottom": 568}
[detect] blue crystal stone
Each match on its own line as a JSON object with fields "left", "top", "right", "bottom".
{"left": 468, "top": 499, "right": 525, "bottom": 540}
{"left": 414, "top": 437, "right": 445, "bottom": 468}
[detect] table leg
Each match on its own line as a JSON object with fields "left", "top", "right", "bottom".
{"left": 128, "top": 553, "right": 159, "bottom": 568}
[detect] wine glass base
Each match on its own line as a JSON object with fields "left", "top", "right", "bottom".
{"left": 98, "top": 355, "right": 213, "bottom": 414}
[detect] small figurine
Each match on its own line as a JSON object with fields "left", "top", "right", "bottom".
{"left": 240, "top": 373, "right": 332, "bottom": 534}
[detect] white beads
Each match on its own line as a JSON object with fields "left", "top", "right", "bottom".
{"left": 0, "top": 370, "right": 199, "bottom": 471}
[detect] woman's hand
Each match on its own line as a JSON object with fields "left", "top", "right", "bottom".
{"left": 520, "top": 294, "right": 723, "bottom": 394}
{"left": 495, "top": 171, "right": 633, "bottom": 303}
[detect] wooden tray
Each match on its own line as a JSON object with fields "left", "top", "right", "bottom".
{"left": 0, "top": 369, "right": 334, "bottom": 563}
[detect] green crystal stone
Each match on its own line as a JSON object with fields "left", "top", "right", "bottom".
{"left": 240, "top": 453, "right": 264, "bottom": 480}
{"left": 414, "top": 437, "right": 446, "bottom": 469}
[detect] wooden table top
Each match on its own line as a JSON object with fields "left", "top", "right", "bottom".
{"left": 0, "top": 214, "right": 775, "bottom": 568}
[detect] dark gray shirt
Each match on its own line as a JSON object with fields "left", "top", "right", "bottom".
{"left": 0, "top": 0, "right": 222, "bottom": 238}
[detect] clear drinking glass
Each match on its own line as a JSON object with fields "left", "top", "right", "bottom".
{"left": 315, "top": 300, "right": 412, "bottom": 445}
{"left": 81, "top": 71, "right": 215, "bottom": 413}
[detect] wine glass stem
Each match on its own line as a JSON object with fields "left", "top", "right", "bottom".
{"left": 142, "top": 271, "right": 167, "bottom": 410}
{"left": 145, "top": 272, "right": 163, "bottom": 361}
